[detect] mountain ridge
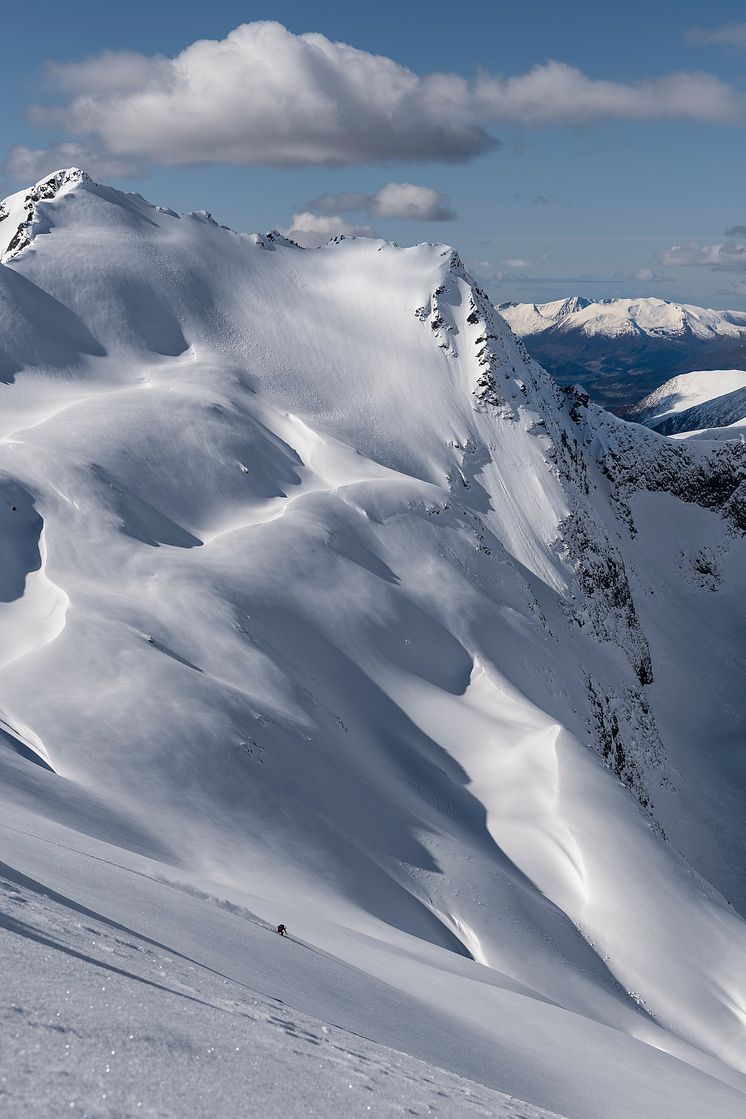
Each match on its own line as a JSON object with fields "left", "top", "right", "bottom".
{"left": 2, "top": 168, "right": 746, "bottom": 1118}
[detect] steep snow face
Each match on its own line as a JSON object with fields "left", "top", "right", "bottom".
{"left": 630, "top": 369, "right": 746, "bottom": 438}
{"left": 499, "top": 296, "right": 746, "bottom": 409}
{"left": 2, "top": 170, "right": 746, "bottom": 1119}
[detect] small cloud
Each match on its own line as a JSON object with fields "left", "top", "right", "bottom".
{"left": 371, "top": 182, "right": 456, "bottom": 221}
{"left": 503, "top": 258, "right": 531, "bottom": 268}
{"left": 304, "top": 182, "right": 456, "bottom": 222}
{"left": 631, "top": 266, "right": 669, "bottom": 283}
{"left": 281, "top": 211, "right": 377, "bottom": 248}
{"left": 659, "top": 240, "right": 746, "bottom": 270}
{"left": 3, "top": 142, "right": 142, "bottom": 183}
{"left": 687, "top": 22, "right": 746, "bottom": 48}
{"left": 724, "top": 224, "right": 746, "bottom": 237}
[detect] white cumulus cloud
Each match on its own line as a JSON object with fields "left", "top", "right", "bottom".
{"left": 5, "top": 22, "right": 744, "bottom": 180}
{"left": 281, "top": 211, "right": 378, "bottom": 248}
{"left": 369, "top": 182, "right": 456, "bottom": 220}
{"left": 25, "top": 22, "right": 492, "bottom": 169}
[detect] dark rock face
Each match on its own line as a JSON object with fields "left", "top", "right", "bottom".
{"left": 530, "top": 373, "right": 746, "bottom": 818}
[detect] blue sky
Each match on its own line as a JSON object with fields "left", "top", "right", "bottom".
{"left": 3, "top": 0, "right": 746, "bottom": 307}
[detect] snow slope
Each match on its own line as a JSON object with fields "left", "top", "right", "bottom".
{"left": 499, "top": 296, "right": 746, "bottom": 408}
{"left": 2, "top": 170, "right": 746, "bottom": 1118}
{"left": 629, "top": 368, "right": 746, "bottom": 438}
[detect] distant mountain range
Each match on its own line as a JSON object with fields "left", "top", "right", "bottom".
{"left": 499, "top": 296, "right": 746, "bottom": 410}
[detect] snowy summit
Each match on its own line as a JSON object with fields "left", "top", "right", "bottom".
{"left": 2, "top": 170, "right": 746, "bottom": 1119}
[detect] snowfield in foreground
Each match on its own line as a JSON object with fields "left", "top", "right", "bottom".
{"left": 2, "top": 813, "right": 563, "bottom": 1119}
{"left": 2, "top": 170, "right": 746, "bottom": 1118}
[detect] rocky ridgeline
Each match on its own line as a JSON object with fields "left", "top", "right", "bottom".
{"left": 415, "top": 266, "right": 671, "bottom": 814}
{"left": 1, "top": 168, "right": 90, "bottom": 262}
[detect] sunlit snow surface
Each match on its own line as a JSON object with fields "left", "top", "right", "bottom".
{"left": 1, "top": 820, "right": 562, "bottom": 1119}
{"left": 2, "top": 171, "right": 746, "bottom": 1118}
{"left": 630, "top": 368, "right": 746, "bottom": 439}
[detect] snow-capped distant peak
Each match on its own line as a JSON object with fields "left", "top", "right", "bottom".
{"left": 499, "top": 294, "right": 746, "bottom": 408}
{"left": 540, "top": 294, "right": 596, "bottom": 319}
{"left": 0, "top": 167, "right": 91, "bottom": 262}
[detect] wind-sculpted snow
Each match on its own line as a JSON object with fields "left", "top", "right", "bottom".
{"left": 2, "top": 170, "right": 746, "bottom": 1118}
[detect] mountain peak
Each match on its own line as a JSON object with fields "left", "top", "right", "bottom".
{"left": 544, "top": 294, "right": 595, "bottom": 317}
{"left": 0, "top": 167, "right": 92, "bottom": 262}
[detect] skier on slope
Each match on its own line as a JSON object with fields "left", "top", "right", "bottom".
{"left": 276, "top": 923, "right": 288, "bottom": 937}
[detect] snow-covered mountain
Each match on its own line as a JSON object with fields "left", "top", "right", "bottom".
{"left": 629, "top": 368, "right": 746, "bottom": 439}
{"left": 3, "top": 170, "right": 746, "bottom": 1119}
{"left": 499, "top": 295, "right": 746, "bottom": 409}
